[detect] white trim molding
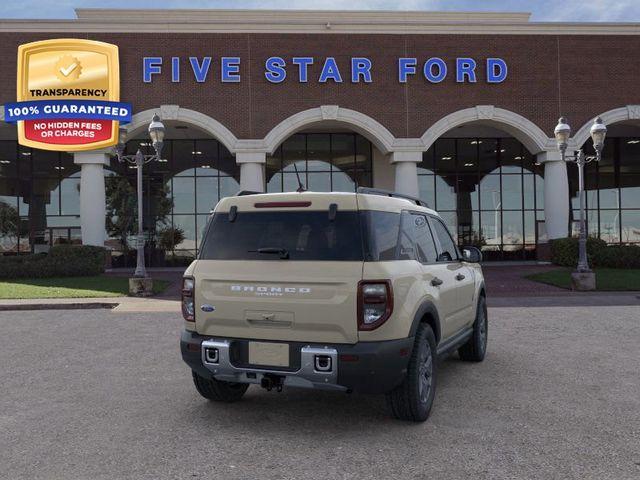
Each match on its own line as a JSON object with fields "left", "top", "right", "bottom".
{"left": 420, "top": 105, "right": 553, "bottom": 154}
{"left": 73, "top": 149, "right": 112, "bottom": 166}
{"left": 263, "top": 106, "right": 396, "bottom": 155}
{"left": 572, "top": 105, "right": 640, "bottom": 148}
{"left": 127, "top": 105, "right": 239, "bottom": 154}
{"left": 2, "top": 10, "right": 640, "bottom": 35}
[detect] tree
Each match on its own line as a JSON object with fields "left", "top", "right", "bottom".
{"left": 105, "top": 176, "right": 173, "bottom": 252}
{"left": 0, "top": 201, "right": 21, "bottom": 250}
{"left": 157, "top": 226, "right": 185, "bottom": 252}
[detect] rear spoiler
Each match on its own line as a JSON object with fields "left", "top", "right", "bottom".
{"left": 231, "top": 191, "right": 339, "bottom": 221}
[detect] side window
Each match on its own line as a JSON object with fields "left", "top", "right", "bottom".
{"left": 430, "top": 217, "right": 459, "bottom": 262}
{"left": 397, "top": 211, "right": 417, "bottom": 260}
{"left": 363, "top": 211, "right": 401, "bottom": 261}
{"left": 411, "top": 214, "right": 438, "bottom": 263}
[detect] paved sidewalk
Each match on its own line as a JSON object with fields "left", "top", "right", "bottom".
{"left": 482, "top": 264, "right": 567, "bottom": 296}
{"left": 489, "top": 292, "right": 640, "bottom": 307}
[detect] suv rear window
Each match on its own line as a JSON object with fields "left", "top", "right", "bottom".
{"left": 199, "top": 211, "right": 364, "bottom": 261}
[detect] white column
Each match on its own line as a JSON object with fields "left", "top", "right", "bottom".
{"left": 538, "top": 151, "right": 569, "bottom": 239}
{"left": 391, "top": 151, "right": 421, "bottom": 198}
{"left": 74, "top": 151, "right": 110, "bottom": 246}
{"left": 237, "top": 151, "right": 266, "bottom": 192}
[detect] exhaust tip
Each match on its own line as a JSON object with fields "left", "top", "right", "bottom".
{"left": 314, "top": 354, "right": 333, "bottom": 372}
{"left": 204, "top": 347, "right": 219, "bottom": 364}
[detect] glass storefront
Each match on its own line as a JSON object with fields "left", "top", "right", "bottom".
{"left": 570, "top": 137, "right": 640, "bottom": 244}
{"left": 110, "top": 139, "right": 239, "bottom": 265}
{"left": 0, "top": 141, "right": 81, "bottom": 254}
{"left": 2, "top": 132, "right": 639, "bottom": 264}
{"left": 266, "top": 133, "right": 373, "bottom": 193}
{"left": 0, "top": 138, "right": 239, "bottom": 264}
{"left": 418, "top": 138, "right": 545, "bottom": 260}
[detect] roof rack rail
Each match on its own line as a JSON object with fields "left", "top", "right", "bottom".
{"left": 357, "top": 187, "right": 428, "bottom": 208}
{"left": 235, "top": 190, "right": 262, "bottom": 196}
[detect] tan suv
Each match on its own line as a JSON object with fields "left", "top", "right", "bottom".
{"left": 180, "top": 188, "right": 487, "bottom": 422}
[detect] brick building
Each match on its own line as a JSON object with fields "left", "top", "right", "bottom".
{"left": 0, "top": 9, "right": 639, "bottom": 263}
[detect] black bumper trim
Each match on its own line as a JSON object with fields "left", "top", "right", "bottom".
{"left": 180, "top": 330, "right": 414, "bottom": 394}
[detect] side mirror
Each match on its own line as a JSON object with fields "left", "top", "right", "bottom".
{"left": 437, "top": 252, "right": 452, "bottom": 262}
{"left": 462, "top": 246, "right": 482, "bottom": 263}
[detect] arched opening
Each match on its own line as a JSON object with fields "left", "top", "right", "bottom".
{"left": 262, "top": 106, "right": 395, "bottom": 194}
{"left": 570, "top": 121, "right": 640, "bottom": 245}
{"left": 419, "top": 123, "right": 545, "bottom": 261}
{"left": 265, "top": 126, "right": 376, "bottom": 194}
{"left": 106, "top": 120, "right": 239, "bottom": 267}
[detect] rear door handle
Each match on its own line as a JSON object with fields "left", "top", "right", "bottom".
{"left": 455, "top": 274, "right": 466, "bottom": 281}
{"left": 431, "top": 277, "right": 443, "bottom": 287}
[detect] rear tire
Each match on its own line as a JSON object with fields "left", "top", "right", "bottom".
{"left": 458, "top": 295, "right": 488, "bottom": 362}
{"left": 192, "top": 371, "right": 249, "bottom": 402}
{"left": 385, "top": 323, "right": 437, "bottom": 422}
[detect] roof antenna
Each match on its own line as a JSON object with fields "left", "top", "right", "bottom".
{"left": 293, "top": 162, "right": 306, "bottom": 192}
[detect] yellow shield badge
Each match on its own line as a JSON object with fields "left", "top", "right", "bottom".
{"left": 6, "top": 38, "right": 131, "bottom": 152}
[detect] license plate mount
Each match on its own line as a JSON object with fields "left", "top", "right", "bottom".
{"left": 248, "top": 341, "right": 290, "bottom": 368}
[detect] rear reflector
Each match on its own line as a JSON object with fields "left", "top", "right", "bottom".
{"left": 254, "top": 201, "right": 312, "bottom": 208}
{"left": 339, "top": 354, "right": 359, "bottom": 362}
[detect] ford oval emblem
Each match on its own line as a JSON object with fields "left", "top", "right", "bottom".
{"left": 200, "top": 304, "right": 215, "bottom": 312}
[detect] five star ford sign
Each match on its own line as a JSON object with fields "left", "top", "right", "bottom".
{"left": 4, "top": 39, "right": 132, "bottom": 152}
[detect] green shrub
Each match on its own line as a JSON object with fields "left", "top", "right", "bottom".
{"left": 550, "top": 237, "right": 606, "bottom": 267}
{"left": 0, "top": 245, "right": 106, "bottom": 279}
{"left": 593, "top": 244, "right": 640, "bottom": 269}
{"left": 550, "top": 237, "right": 640, "bottom": 269}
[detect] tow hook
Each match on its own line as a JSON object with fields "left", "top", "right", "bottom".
{"left": 261, "top": 374, "right": 285, "bottom": 392}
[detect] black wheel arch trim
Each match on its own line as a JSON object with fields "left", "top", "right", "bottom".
{"left": 478, "top": 280, "right": 486, "bottom": 299}
{"left": 409, "top": 301, "right": 442, "bottom": 344}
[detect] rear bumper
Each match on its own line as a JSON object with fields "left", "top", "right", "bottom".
{"left": 180, "top": 330, "right": 414, "bottom": 394}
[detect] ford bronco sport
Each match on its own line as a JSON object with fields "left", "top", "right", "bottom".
{"left": 180, "top": 188, "right": 487, "bottom": 422}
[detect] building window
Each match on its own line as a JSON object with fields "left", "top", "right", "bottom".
{"left": 104, "top": 138, "right": 239, "bottom": 266}
{"left": 418, "top": 137, "right": 544, "bottom": 261}
{"left": 569, "top": 137, "right": 640, "bottom": 245}
{"left": 266, "top": 133, "right": 373, "bottom": 192}
{"left": 0, "top": 140, "right": 81, "bottom": 254}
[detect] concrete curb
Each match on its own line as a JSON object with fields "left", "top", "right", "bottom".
{"left": 0, "top": 302, "right": 119, "bottom": 312}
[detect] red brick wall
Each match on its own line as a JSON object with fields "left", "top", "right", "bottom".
{"left": 1, "top": 32, "right": 638, "bottom": 141}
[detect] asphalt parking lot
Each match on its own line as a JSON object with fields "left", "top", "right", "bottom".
{"left": 1, "top": 306, "right": 639, "bottom": 480}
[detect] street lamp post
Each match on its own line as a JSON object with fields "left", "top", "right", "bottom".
{"left": 553, "top": 116, "right": 607, "bottom": 289}
{"left": 113, "top": 114, "right": 165, "bottom": 291}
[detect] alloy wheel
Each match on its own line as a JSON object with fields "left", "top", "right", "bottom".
{"left": 418, "top": 342, "right": 433, "bottom": 404}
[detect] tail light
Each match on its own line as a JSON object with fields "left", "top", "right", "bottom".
{"left": 182, "top": 277, "right": 195, "bottom": 322}
{"left": 357, "top": 280, "right": 393, "bottom": 331}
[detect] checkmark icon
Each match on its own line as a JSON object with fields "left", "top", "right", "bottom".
{"left": 54, "top": 55, "right": 82, "bottom": 82}
{"left": 59, "top": 62, "right": 78, "bottom": 77}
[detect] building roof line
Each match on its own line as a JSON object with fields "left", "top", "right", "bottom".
{"left": 73, "top": 8, "right": 533, "bottom": 24}
{"left": 0, "top": 9, "right": 640, "bottom": 35}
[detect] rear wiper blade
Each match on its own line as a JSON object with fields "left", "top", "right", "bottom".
{"left": 248, "top": 247, "right": 290, "bottom": 259}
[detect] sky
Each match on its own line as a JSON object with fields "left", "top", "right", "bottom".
{"left": 1, "top": 0, "right": 639, "bottom": 22}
